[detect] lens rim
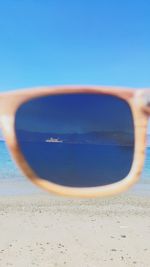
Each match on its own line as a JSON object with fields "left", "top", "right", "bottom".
{"left": 0, "top": 86, "right": 147, "bottom": 197}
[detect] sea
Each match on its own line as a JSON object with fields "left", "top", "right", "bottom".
{"left": 0, "top": 141, "right": 43, "bottom": 196}
{"left": 0, "top": 141, "right": 149, "bottom": 196}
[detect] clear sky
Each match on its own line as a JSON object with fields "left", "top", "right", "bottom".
{"left": 0, "top": 0, "right": 150, "bottom": 92}
{"left": 16, "top": 94, "right": 133, "bottom": 134}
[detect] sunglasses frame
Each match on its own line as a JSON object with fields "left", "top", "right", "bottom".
{"left": 0, "top": 86, "right": 148, "bottom": 197}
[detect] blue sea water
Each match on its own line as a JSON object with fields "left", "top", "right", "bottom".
{"left": 0, "top": 141, "right": 42, "bottom": 196}
{"left": 0, "top": 141, "right": 149, "bottom": 196}
{"left": 18, "top": 142, "right": 134, "bottom": 187}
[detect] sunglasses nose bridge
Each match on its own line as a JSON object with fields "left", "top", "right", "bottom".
{"left": 135, "top": 90, "right": 150, "bottom": 115}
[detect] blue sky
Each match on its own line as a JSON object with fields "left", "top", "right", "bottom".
{"left": 16, "top": 94, "right": 133, "bottom": 134}
{"left": 0, "top": 0, "right": 150, "bottom": 92}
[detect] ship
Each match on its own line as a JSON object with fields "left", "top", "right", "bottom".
{"left": 45, "top": 137, "right": 63, "bottom": 143}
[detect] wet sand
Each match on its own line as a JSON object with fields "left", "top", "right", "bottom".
{"left": 0, "top": 191, "right": 150, "bottom": 266}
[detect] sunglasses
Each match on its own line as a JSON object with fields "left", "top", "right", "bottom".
{"left": 0, "top": 86, "right": 148, "bottom": 197}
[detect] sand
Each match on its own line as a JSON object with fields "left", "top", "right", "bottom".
{"left": 0, "top": 191, "right": 150, "bottom": 267}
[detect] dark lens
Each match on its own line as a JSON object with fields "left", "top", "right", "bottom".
{"left": 15, "top": 93, "right": 134, "bottom": 187}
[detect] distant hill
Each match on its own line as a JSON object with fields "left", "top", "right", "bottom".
{"left": 15, "top": 129, "right": 134, "bottom": 146}
{"left": 1, "top": 128, "right": 150, "bottom": 146}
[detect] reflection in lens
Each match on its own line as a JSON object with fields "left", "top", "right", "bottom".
{"left": 15, "top": 94, "right": 134, "bottom": 187}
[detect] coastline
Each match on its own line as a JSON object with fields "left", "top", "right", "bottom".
{"left": 0, "top": 137, "right": 150, "bottom": 266}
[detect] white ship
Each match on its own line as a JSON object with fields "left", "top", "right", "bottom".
{"left": 45, "top": 137, "right": 63, "bottom": 143}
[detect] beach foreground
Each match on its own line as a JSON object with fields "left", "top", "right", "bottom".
{"left": 0, "top": 192, "right": 150, "bottom": 267}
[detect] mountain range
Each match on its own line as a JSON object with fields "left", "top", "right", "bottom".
{"left": 13, "top": 129, "right": 134, "bottom": 146}
{"left": 1, "top": 129, "right": 150, "bottom": 146}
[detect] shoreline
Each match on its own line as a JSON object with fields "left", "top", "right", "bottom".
{"left": 0, "top": 177, "right": 150, "bottom": 197}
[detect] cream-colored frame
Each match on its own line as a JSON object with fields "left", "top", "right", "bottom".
{"left": 0, "top": 85, "right": 149, "bottom": 198}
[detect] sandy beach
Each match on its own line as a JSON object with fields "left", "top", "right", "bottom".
{"left": 0, "top": 189, "right": 150, "bottom": 267}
